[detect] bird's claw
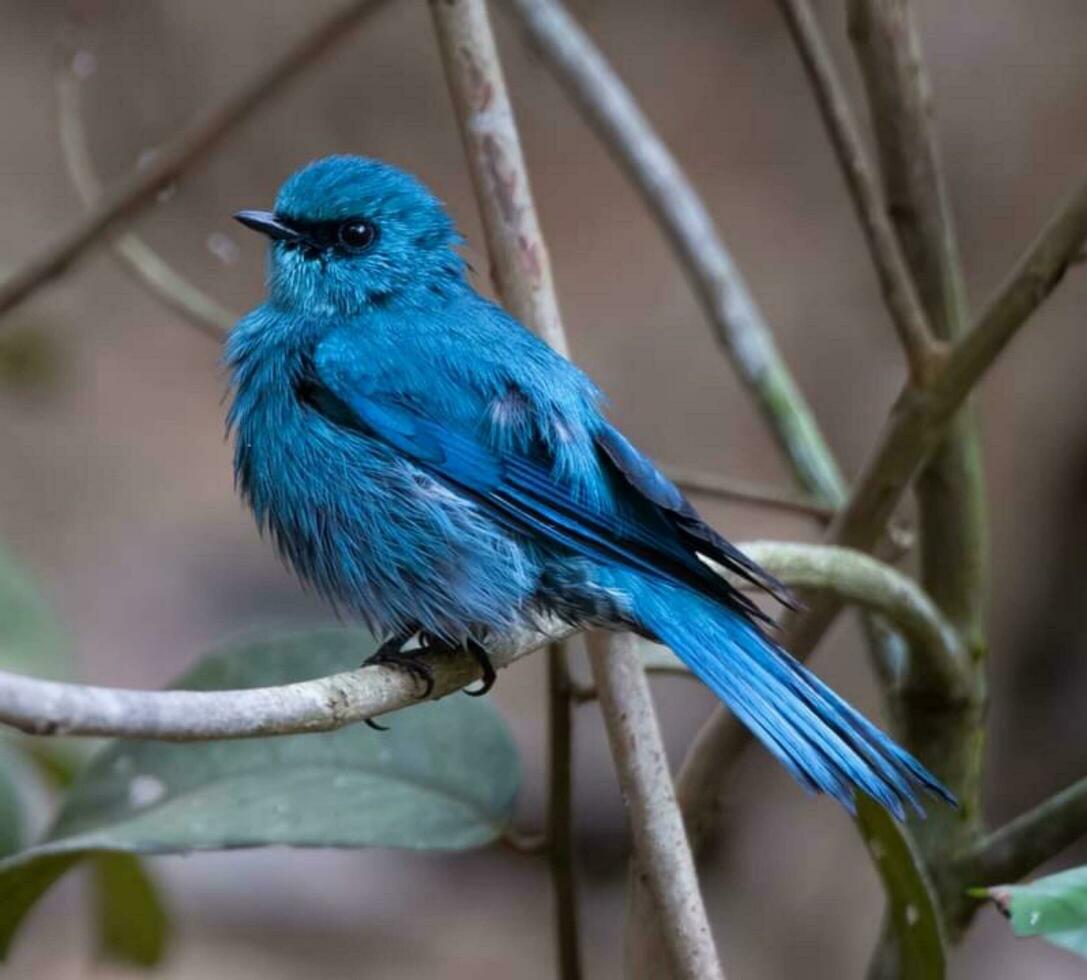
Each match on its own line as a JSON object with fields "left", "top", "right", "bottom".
{"left": 463, "top": 638, "right": 496, "bottom": 697}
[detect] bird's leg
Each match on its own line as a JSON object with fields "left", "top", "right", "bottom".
{"left": 462, "top": 637, "right": 497, "bottom": 697}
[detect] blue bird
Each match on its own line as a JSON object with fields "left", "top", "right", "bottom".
{"left": 228, "top": 155, "right": 953, "bottom": 817}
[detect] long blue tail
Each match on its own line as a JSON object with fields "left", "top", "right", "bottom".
{"left": 621, "top": 572, "right": 955, "bottom": 818}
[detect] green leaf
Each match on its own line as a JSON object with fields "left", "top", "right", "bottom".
{"left": 0, "top": 628, "right": 520, "bottom": 959}
{"left": 91, "top": 853, "right": 168, "bottom": 968}
{"left": 0, "top": 544, "right": 71, "bottom": 682}
{"left": 856, "top": 795, "right": 947, "bottom": 980}
{"left": 979, "top": 864, "right": 1087, "bottom": 960}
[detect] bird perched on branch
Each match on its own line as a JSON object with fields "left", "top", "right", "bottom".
{"left": 228, "top": 155, "right": 952, "bottom": 817}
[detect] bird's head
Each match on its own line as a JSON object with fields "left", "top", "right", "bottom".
{"left": 235, "top": 156, "right": 465, "bottom": 316}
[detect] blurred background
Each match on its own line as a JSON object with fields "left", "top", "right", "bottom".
{"left": 1, "top": 0, "right": 1086, "bottom": 976}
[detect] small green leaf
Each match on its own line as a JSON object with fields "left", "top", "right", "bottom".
{"left": 0, "top": 628, "right": 520, "bottom": 959}
{"left": 856, "top": 795, "right": 947, "bottom": 980}
{"left": 91, "top": 853, "right": 168, "bottom": 968}
{"left": 979, "top": 864, "right": 1087, "bottom": 960}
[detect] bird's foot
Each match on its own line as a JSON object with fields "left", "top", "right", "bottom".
{"left": 361, "top": 634, "right": 437, "bottom": 730}
{"left": 362, "top": 638, "right": 436, "bottom": 697}
{"left": 360, "top": 633, "right": 497, "bottom": 728}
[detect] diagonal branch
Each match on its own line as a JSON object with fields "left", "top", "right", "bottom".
{"left": 789, "top": 172, "right": 1087, "bottom": 657}
{"left": 950, "top": 776, "right": 1087, "bottom": 889}
{"left": 502, "top": 0, "right": 844, "bottom": 504}
{"left": 0, "top": 0, "right": 389, "bottom": 322}
{"left": 776, "top": 0, "right": 939, "bottom": 384}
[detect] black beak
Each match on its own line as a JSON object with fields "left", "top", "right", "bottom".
{"left": 233, "top": 210, "right": 301, "bottom": 241}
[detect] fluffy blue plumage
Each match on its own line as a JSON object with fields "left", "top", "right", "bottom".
{"left": 227, "top": 155, "right": 953, "bottom": 817}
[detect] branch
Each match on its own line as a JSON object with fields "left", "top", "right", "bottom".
{"left": 666, "top": 466, "right": 835, "bottom": 521}
{"left": 845, "top": 3, "right": 988, "bottom": 954}
{"left": 427, "top": 4, "right": 585, "bottom": 975}
{"left": 0, "top": 622, "right": 575, "bottom": 740}
{"left": 430, "top": 0, "right": 568, "bottom": 356}
{"left": 55, "top": 42, "right": 234, "bottom": 341}
{"left": 0, "top": 539, "right": 920, "bottom": 743}
{"left": 951, "top": 776, "right": 1087, "bottom": 889}
{"left": 847, "top": 0, "right": 969, "bottom": 342}
{"left": 848, "top": 0, "right": 989, "bottom": 669}
{"left": 0, "top": 0, "right": 388, "bottom": 322}
{"left": 502, "top": 0, "right": 844, "bottom": 504}
{"left": 586, "top": 633, "right": 724, "bottom": 980}
{"left": 675, "top": 172, "right": 1087, "bottom": 903}
{"left": 546, "top": 642, "right": 583, "bottom": 979}
{"left": 788, "top": 171, "right": 1087, "bottom": 657}
{"left": 776, "top": 0, "right": 939, "bottom": 383}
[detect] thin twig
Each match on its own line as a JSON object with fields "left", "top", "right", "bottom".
{"left": 0, "top": 0, "right": 388, "bottom": 321}
{"left": 666, "top": 465, "right": 835, "bottom": 521}
{"left": 776, "top": 0, "right": 939, "bottom": 384}
{"left": 55, "top": 37, "right": 234, "bottom": 340}
{"left": 586, "top": 633, "right": 724, "bottom": 980}
{"left": 502, "top": 0, "right": 844, "bottom": 504}
{"left": 547, "top": 643, "right": 582, "bottom": 979}
{"left": 950, "top": 776, "right": 1087, "bottom": 889}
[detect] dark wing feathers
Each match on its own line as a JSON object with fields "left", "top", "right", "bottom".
{"left": 594, "top": 424, "right": 798, "bottom": 610}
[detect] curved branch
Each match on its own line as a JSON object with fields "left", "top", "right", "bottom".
{"left": 55, "top": 47, "right": 234, "bottom": 341}
{"left": 502, "top": 0, "right": 844, "bottom": 504}
{"left": 740, "top": 541, "right": 967, "bottom": 695}
{"left": 0, "top": 621, "right": 575, "bottom": 741}
{"left": 0, "top": 0, "right": 388, "bottom": 321}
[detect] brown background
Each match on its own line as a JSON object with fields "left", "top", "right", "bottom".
{"left": 2, "top": 0, "right": 1086, "bottom": 976}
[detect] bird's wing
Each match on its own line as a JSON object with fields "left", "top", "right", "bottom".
{"left": 593, "top": 423, "right": 796, "bottom": 609}
{"left": 306, "top": 353, "right": 792, "bottom": 620}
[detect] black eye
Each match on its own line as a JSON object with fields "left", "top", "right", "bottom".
{"left": 337, "top": 220, "right": 377, "bottom": 251}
